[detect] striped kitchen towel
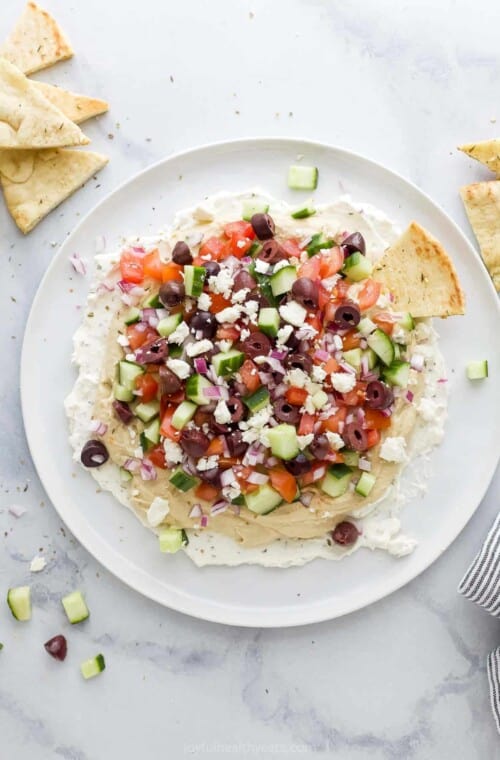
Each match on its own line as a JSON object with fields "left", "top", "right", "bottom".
{"left": 458, "top": 511, "right": 500, "bottom": 734}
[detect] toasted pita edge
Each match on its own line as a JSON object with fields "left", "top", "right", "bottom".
{"left": 458, "top": 139, "right": 500, "bottom": 176}
{"left": 0, "top": 2, "right": 73, "bottom": 75}
{"left": 32, "top": 81, "right": 109, "bottom": 124}
{"left": 372, "top": 222, "right": 465, "bottom": 318}
{"left": 460, "top": 181, "right": 500, "bottom": 291}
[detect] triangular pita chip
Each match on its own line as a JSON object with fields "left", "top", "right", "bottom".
{"left": 0, "top": 57, "right": 89, "bottom": 149}
{"left": 0, "top": 148, "right": 108, "bottom": 233}
{"left": 460, "top": 181, "right": 500, "bottom": 291}
{"left": 0, "top": 2, "right": 73, "bottom": 75}
{"left": 459, "top": 139, "right": 500, "bottom": 176}
{"left": 32, "top": 81, "right": 108, "bottom": 124}
{"left": 372, "top": 222, "right": 465, "bottom": 317}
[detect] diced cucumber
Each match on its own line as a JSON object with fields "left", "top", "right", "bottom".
{"left": 169, "top": 344, "right": 183, "bottom": 359}
{"left": 342, "top": 451, "right": 359, "bottom": 467}
{"left": 242, "top": 199, "right": 269, "bottom": 221}
{"left": 245, "top": 483, "right": 283, "bottom": 515}
{"left": 231, "top": 494, "right": 246, "bottom": 506}
{"left": 258, "top": 307, "right": 280, "bottom": 338}
{"left": 291, "top": 205, "right": 316, "bottom": 219}
{"left": 343, "top": 348, "right": 362, "bottom": 371}
{"left": 170, "top": 468, "right": 199, "bottom": 492}
{"left": 363, "top": 348, "right": 378, "bottom": 370}
{"left": 312, "top": 390, "right": 329, "bottom": 409}
{"left": 306, "top": 233, "right": 334, "bottom": 257}
{"left": 248, "top": 262, "right": 278, "bottom": 306}
{"left": 367, "top": 328, "right": 395, "bottom": 367}
{"left": 343, "top": 252, "right": 373, "bottom": 281}
{"left": 124, "top": 307, "right": 141, "bottom": 325}
{"left": 288, "top": 164, "right": 318, "bottom": 190}
{"left": 158, "top": 527, "right": 188, "bottom": 554}
{"left": 171, "top": 401, "right": 197, "bottom": 430}
{"left": 466, "top": 360, "right": 488, "bottom": 380}
{"left": 143, "top": 418, "right": 161, "bottom": 445}
{"left": 7, "top": 586, "right": 31, "bottom": 621}
{"left": 186, "top": 374, "right": 214, "bottom": 405}
{"left": 393, "top": 343, "right": 402, "bottom": 360}
{"left": 320, "top": 464, "right": 353, "bottom": 498}
{"left": 212, "top": 349, "right": 245, "bottom": 376}
{"left": 157, "top": 312, "right": 183, "bottom": 337}
{"left": 119, "top": 360, "right": 144, "bottom": 389}
{"left": 270, "top": 265, "right": 297, "bottom": 296}
{"left": 266, "top": 424, "right": 299, "bottom": 460}
{"left": 244, "top": 386, "right": 270, "bottom": 413}
{"left": 248, "top": 241, "right": 262, "bottom": 257}
{"left": 62, "top": 590, "right": 89, "bottom": 624}
{"left": 358, "top": 317, "right": 377, "bottom": 336}
{"left": 382, "top": 360, "right": 411, "bottom": 387}
{"left": 355, "top": 472, "right": 376, "bottom": 497}
{"left": 80, "top": 654, "right": 105, "bottom": 680}
{"left": 134, "top": 400, "right": 160, "bottom": 423}
{"left": 119, "top": 466, "right": 133, "bottom": 483}
{"left": 142, "top": 291, "right": 161, "bottom": 308}
{"left": 113, "top": 383, "right": 134, "bottom": 403}
{"left": 140, "top": 431, "right": 152, "bottom": 453}
{"left": 184, "top": 265, "right": 206, "bottom": 297}
{"left": 398, "top": 312, "right": 415, "bottom": 331}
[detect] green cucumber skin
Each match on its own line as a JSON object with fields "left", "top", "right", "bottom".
{"left": 306, "top": 234, "right": 334, "bottom": 257}
{"left": 291, "top": 206, "right": 316, "bottom": 219}
{"left": 170, "top": 468, "right": 198, "bottom": 492}
{"left": 244, "top": 387, "right": 270, "bottom": 413}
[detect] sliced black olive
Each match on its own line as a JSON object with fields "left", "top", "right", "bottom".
{"left": 159, "top": 280, "right": 185, "bottom": 308}
{"left": 159, "top": 365, "right": 182, "bottom": 395}
{"left": 308, "top": 434, "right": 330, "bottom": 459}
{"left": 179, "top": 429, "right": 209, "bottom": 458}
{"left": 331, "top": 521, "right": 360, "bottom": 545}
{"left": 284, "top": 454, "right": 311, "bottom": 476}
{"left": 171, "top": 241, "right": 193, "bottom": 265}
{"left": 225, "top": 431, "right": 248, "bottom": 458}
{"left": 242, "top": 331, "right": 271, "bottom": 359}
{"left": 202, "top": 260, "right": 221, "bottom": 279}
{"left": 226, "top": 396, "right": 245, "bottom": 423}
{"left": 136, "top": 337, "right": 168, "bottom": 364}
{"left": 342, "top": 422, "right": 368, "bottom": 451}
{"left": 342, "top": 232, "right": 366, "bottom": 255}
{"left": 81, "top": 440, "right": 109, "bottom": 468}
{"left": 233, "top": 270, "right": 257, "bottom": 292}
{"left": 291, "top": 277, "right": 318, "bottom": 309}
{"left": 189, "top": 310, "right": 217, "bottom": 339}
{"left": 332, "top": 302, "right": 361, "bottom": 329}
{"left": 365, "top": 380, "right": 394, "bottom": 410}
{"left": 273, "top": 398, "right": 300, "bottom": 424}
{"left": 112, "top": 399, "right": 134, "bottom": 424}
{"left": 258, "top": 240, "right": 286, "bottom": 264}
{"left": 197, "top": 467, "right": 221, "bottom": 487}
{"left": 250, "top": 213, "right": 275, "bottom": 240}
{"left": 285, "top": 352, "right": 312, "bottom": 373}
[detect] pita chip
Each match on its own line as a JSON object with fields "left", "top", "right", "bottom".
{"left": 32, "top": 81, "right": 108, "bottom": 124}
{"left": 0, "top": 57, "right": 89, "bottom": 149}
{"left": 459, "top": 139, "right": 500, "bottom": 176}
{"left": 0, "top": 2, "right": 73, "bottom": 75}
{"left": 373, "top": 222, "right": 465, "bottom": 318}
{"left": 460, "top": 181, "right": 500, "bottom": 291}
{"left": 0, "top": 148, "right": 108, "bottom": 233}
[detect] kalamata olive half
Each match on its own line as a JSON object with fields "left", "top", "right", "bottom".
{"left": 331, "top": 521, "right": 360, "bottom": 546}
{"left": 171, "top": 241, "right": 193, "bottom": 265}
{"left": 159, "top": 280, "right": 185, "bottom": 308}
{"left": 202, "top": 261, "right": 220, "bottom": 278}
{"left": 81, "top": 440, "right": 109, "bottom": 468}
{"left": 284, "top": 454, "right": 311, "bottom": 476}
{"left": 308, "top": 434, "right": 330, "bottom": 460}
{"left": 189, "top": 310, "right": 217, "bottom": 339}
{"left": 233, "top": 269, "right": 257, "bottom": 292}
{"left": 242, "top": 331, "right": 271, "bottom": 359}
{"left": 112, "top": 399, "right": 134, "bottom": 424}
{"left": 159, "top": 365, "right": 182, "bottom": 395}
{"left": 333, "top": 302, "right": 361, "bottom": 329}
{"left": 209, "top": 418, "right": 232, "bottom": 434}
{"left": 365, "top": 380, "right": 394, "bottom": 410}
{"left": 44, "top": 634, "right": 67, "bottom": 661}
{"left": 250, "top": 212, "right": 275, "bottom": 240}
{"left": 342, "top": 232, "right": 366, "bottom": 255}
{"left": 226, "top": 431, "right": 248, "bottom": 458}
{"left": 197, "top": 467, "right": 221, "bottom": 487}
{"left": 136, "top": 337, "right": 168, "bottom": 364}
{"left": 179, "top": 429, "right": 209, "bottom": 458}
{"left": 285, "top": 352, "right": 313, "bottom": 373}
{"left": 342, "top": 422, "right": 368, "bottom": 451}
{"left": 258, "top": 240, "right": 286, "bottom": 264}
{"left": 273, "top": 398, "right": 300, "bottom": 424}
{"left": 226, "top": 396, "right": 245, "bottom": 423}
{"left": 291, "top": 277, "right": 318, "bottom": 309}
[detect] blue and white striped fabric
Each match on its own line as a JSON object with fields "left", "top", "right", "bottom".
{"left": 458, "top": 512, "right": 500, "bottom": 734}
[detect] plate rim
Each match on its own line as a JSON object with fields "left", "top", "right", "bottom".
{"left": 21, "top": 136, "right": 500, "bottom": 627}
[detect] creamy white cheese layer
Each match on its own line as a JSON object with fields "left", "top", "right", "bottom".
{"left": 65, "top": 191, "right": 448, "bottom": 568}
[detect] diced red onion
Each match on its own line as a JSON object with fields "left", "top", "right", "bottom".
{"left": 241, "top": 256, "right": 252, "bottom": 265}
{"left": 259, "top": 371, "right": 273, "bottom": 385}
{"left": 189, "top": 504, "right": 202, "bottom": 518}
{"left": 272, "top": 383, "right": 287, "bottom": 398}
{"left": 131, "top": 246, "right": 146, "bottom": 255}
{"left": 270, "top": 349, "right": 287, "bottom": 361}
{"left": 406, "top": 390, "right": 414, "bottom": 403}
{"left": 265, "top": 456, "right": 278, "bottom": 467}
{"left": 248, "top": 471, "right": 269, "bottom": 485}
{"left": 69, "top": 253, "right": 87, "bottom": 275}
{"left": 221, "top": 436, "right": 230, "bottom": 457}
{"left": 360, "top": 356, "right": 369, "bottom": 377}
{"left": 437, "top": 378, "right": 448, "bottom": 384}
{"left": 314, "top": 349, "right": 330, "bottom": 363}
{"left": 118, "top": 280, "right": 136, "bottom": 293}
{"left": 89, "top": 420, "right": 108, "bottom": 436}
{"left": 338, "top": 361, "right": 357, "bottom": 375}
{"left": 338, "top": 421, "right": 345, "bottom": 433}
{"left": 142, "top": 308, "right": 159, "bottom": 327}
{"left": 332, "top": 335, "right": 343, "bottom": 350}
{"left": 140, "top": 459, "right": 157, "bottom": 481}
{"left": 97, "top": 281, "right": 115, "bottom": 294}
{"left": 380, "top": 406, "right": 393, "bottom": 418}
{"left": 299, "top": 491, "right": 314, "bottom": 507}
{"left": 299, "top": 234, "right": 313, "bottom": 249}
{"left": 194, "top": 357, "right": 208, "bottom": 374}
{"left": 211, "top": 501, "right": 229, "bottom": 516}
{"left": 355, "top": 407, "right": 365, "bottom": 424}
{"left": 220, "top": 468, "right": 236, "bottom": 487}
{"left": 361, "top": 371, "right": 379, "bottom": 383}
{"left": 410, "top": 354, "right": 424, "bottom": 372}
{"left": 123, "top": 457, "right": 141, "bottom": 472}
{"left": 313, "top": 420, "right": 322, "bottom": 433}
{"left": 230, "top": 503, "right": 241, "bottom": 516}
{"left": 200, "top": 515, "right": 209, "bottom": 527}
{"left": 311, "top": 466, "right": 326, "bottom": 482}
{"left": 358, "top": 458, "right": 372, "bottom": 472}
{"left": 360, "top": 338, "right": 368, "bottom": 350}
{"left": 8, "top": 504, "right": 27, "bottom": 518}
{"left": 203, "top": 385, "right": 229, "bottom": 400}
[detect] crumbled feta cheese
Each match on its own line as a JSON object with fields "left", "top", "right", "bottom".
{"left": 214, "top": 400, "right": 232, "bottom": 424}
{"left": 125, "top": 353, "right": 136, "bottom": 362}
{"left": 197, "top": 292, "right": 212, "bottom": 311}
{"left": 276, "top": 325, "right": 293, "bottom": 346}
{"left": 146, "top": 496, "right": 170, "bottom": 527}
{"left": 208, "top": 268, "right": 233, "bottom": 298}
{"left": 326, "top": 432, "right": 344, "bottom": 450}
{"left": 239, "top": 405, "right": 273, "bottom": 445}
{"left": 376, "top": 293, "right": 391, "bottom": 309}
{"left": 197, "top": 455, "right": 219, "bottom": 471}
{"left": 117, "top": 334, "right": 129, "bottom": 347}
{"left": 272, "top": 259, "right": 291, "bottom": 273}
{"left": 244, "top": 300, "right": 259, "bottom": 324}
{"left": 254, "top": 259, "right": 270, "bottom": 274}
{"left": 297, "top": 433, "right": 314, "bottom": 450}
{"left": 134, "top": 446, "right": 143, "bottom": 458}
{"left": 347, "top": 282, "right": 365, "bottom": 304}
{"left": 217, "top": 340, "right": 233, "bottom": 352}
{"left": 279, "top": 301, "right": 307, "bottom": 327}
{"left": 418, "top": 397, "right": 439, "bottom": 422}
{"left": 330, "top": 372, "right": 356, "bottom": 393}
{"left": 379, "top": 436, "right": 407, "bottom": 463}
{"left": 240, "top": 328, "right": 250, "bottom": 341}
{"left": 163, "top": 439, "right": 183, "bottom": 464}
{"left": 222, "top": 482, "right": 241, "bottom": 501}
{"left": 286, "top": 368, "right": 308, "bottom": 388}
{"left": 166, "top": 358, "right": 191, "bottom": 379}
{"left": 168, "top": 321, "right": 189, "bottom": 344}
{"left": 186, "top": 339, "right": 214, "bottom": 357}
{"left": 304, "top": 396, "right": 316, "bottom": 415}
{"left": 392, "top": 326, "right": 408, "bottom": 345}
{"left": 311, "top": 365, "right": 327, "bottom": 383}
{"left": 30, "top": 556, "right": 46, "bottom": 573}
{"left": 414, "top": 321, "right": 433, "bottom": 342}
{"left": 192, "top": 205, "right": 214, "bottom": 222}
{"left": 215, "top": 305, "right": 242, "bottom": 324}
{"left": 231, "top": 288, "right": 250, "bottom": 304}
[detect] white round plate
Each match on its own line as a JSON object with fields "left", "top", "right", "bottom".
{"left": 22, "top": 138, "right": 499, "bottom": 627}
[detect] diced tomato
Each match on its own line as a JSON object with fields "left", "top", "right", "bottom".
{"left": 126, "top": 324, "right": 158, "bottom": 351}
{"left": 135, "top": 373, "right": 158, "bottom": 403}
{"left": 199, "top": 236, "right": 228, "bottom": 261}
{"left": 194, "top": 482, "right": 220, "bottom": 502}
{"left": 318, "top": 284, "right": 331, "bottom": 310}
{"left": 281, "top": 238, "right": 302, "bottom": 258}
{"left": 298, "top": 412, "right": 316, "bottom": 436}
{"left": 159, "top": 407, "right": 181, "bottom": 441}
{"left": 357, "top": 279, "right": 381, "bottom": 311}
{"left": 323, "top": 302, "right": 338, "bottom": 325}
{"left": 318, "top": 247, "right": 344, "bottom": 278}
{"left": 320, "top": 407, "right": 347, "bottom": 433}
{"left": 286, "top": 387, "right": 308, "bottom": 406}
{"left": 364, "top": 409, "right": 391, "bottom": 430}
{"left": 227, "top": 235, "right": 253, "bottom": 258}
{"left": 206, "top": 437, "right": 224, "bottom": 456}
{"left": 240, "top": 359, "right": 261, "bottom": 393}
{"left": 216, "top": 324, "right": 240, "bottom": 342}
{"left": 161, "top": 261, "right": 184, "bottom": 282}
{"left": 300, "top": 461, "right": 328, "bottom": 486}
{"left": 366, "top": 429, "right": 381, "bottom": 448}
{"left": 372, "top": 311, "right": 396, "bottom": 335}
{"left": 209, "top": 293, "right": 233, "bottom": 314}
{"left": 298, "top": 256, "right": 321, "bottom": 280}
{"left": 342, "top": 330, "right": 361, "bottom": 350}
{"left": 324, "top": 357, "right": 340, "bottom": 374}
{"left": 305, "top": 312, "right": 322, "bottom": 334}
{"left": 269, "top": 468, "right": 297, "bottom": 503}
{"left": 120, "top": 252, "right": 144, "bottom": 284}
{"left": 143, "top": 249, "right": 163, "bottom": 281}
{"left": 148, "top": 445, "right": 167, "bottom": 469}
{"left": 332, "top": 279, "right": 351, "bottom": 301}
{"left": 340, "top": 381, "right": 367, "bottom": 406}
{"left": 223, "top": 221, "right": 255, "bottom": 240}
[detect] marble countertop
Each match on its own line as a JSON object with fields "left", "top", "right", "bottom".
{"left": 1, "top": 0, "right": 499, "bottom": 757}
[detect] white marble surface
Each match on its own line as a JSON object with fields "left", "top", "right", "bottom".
{"left": 1, "top": 0, "right": 499, "bottom": 756}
